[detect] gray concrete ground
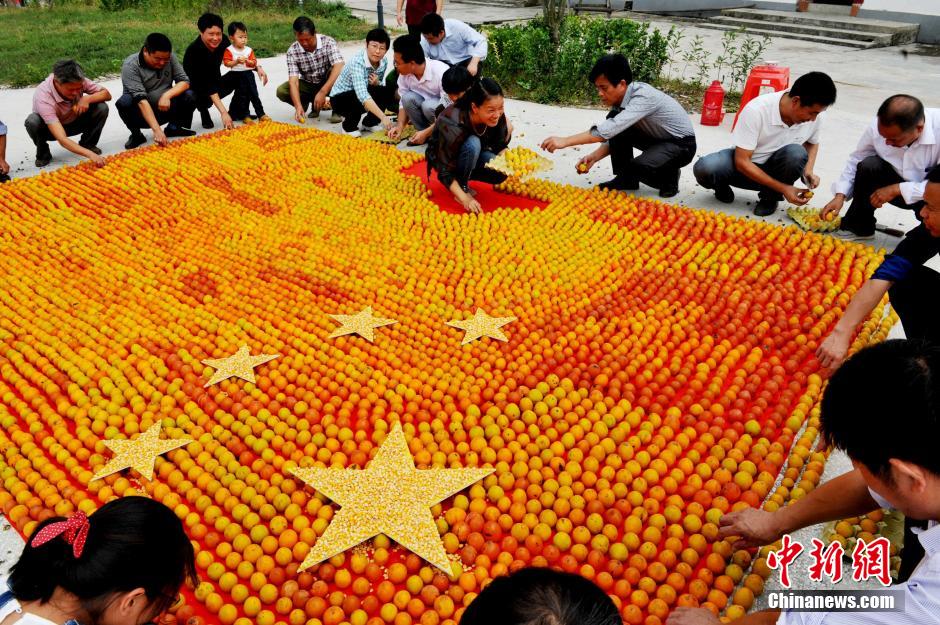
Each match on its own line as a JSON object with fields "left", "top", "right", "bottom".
{"left": 0, "top": 1, "right": 936, "bottom": 606}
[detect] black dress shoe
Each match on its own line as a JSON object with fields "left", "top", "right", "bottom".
{"left": 125, "top": 132, "right": 147, "bottom": 150}
{"left": 753, "top": 198, "right": 779, "bottom": 217}
{"left": 659, "top": 186, "right": 679, "bottom": 199}
{"left": 598, "top": 175, "right": 639, "bottom": 192}
{"left": 0, "top": 173, "right": 10, "bottom": 184}
{"left": 35, "top": 148, "right": 52, "bottom": 168}
{"left": 164, "top": 125, "right": 197, "bottom": 138}
{"left": 714, "top": 185, "right": 734, "bottom": 203}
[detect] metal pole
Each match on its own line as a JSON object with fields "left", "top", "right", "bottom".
{"left": 377, "top": 0, "right": 385, "bottom": 29}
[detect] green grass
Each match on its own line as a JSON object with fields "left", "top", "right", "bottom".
{"left": 0, "top": 3, "right": 371, "bottom": 88}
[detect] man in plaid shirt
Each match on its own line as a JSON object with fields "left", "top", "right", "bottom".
{"left": 329, "top": 28, "right": 398, "bottom": 136}
{"left": 276, "top": 16, "right": 345, "bottom": 123}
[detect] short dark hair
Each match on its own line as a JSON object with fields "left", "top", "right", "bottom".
{"left": 144, "top": 33, "right": 173, "bottom": 53}
{"left": 197, "top": 12, "right": 223, "bottom": 33}
{"left": 442, "top": 65, "right": 473, "bottom": 96}
{"left": 293, "top": 16, "right": 316, "bottom": 35}
{"left": 929, "top": 165, "right": 940, "bottom": 184}
{"left": 52, "top": 59, "right": 85, "bottom": 84}
{"left": 588, "top": 54, "right": 632, "bottom": 87}
{"left": 366, "top": 27, "right": 391, "bottom": 49}
{"left": 789, "top": 71, "right": 837, "bottom": 108}
{"left": 393, "top": 35, "right": 425, "bottom": 65}
{"left": 228, "top": 21, "right": 248, "bottom": 36}
{"left": 9, "top": 497, "right": 197, "bottom": 621}
{"left": 821, "top": 340, "right": 940, "bottom": 479}
{"left": 878, "top": 94, "right": 925, "bottom": 133}
{"left": 420, "top": 12, "right": 445, "bottom": 35}
{"left": 460, "top": 568, "right": 621, "bottom": 625}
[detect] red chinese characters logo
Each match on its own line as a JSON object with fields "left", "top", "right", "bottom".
{"left": 852, "top": 537, "right": 892, "bottom": 587}
{"left": 768, "top": 534, "right": 805, "bottom": 589}
{"left": 808, "top": 538, "right": 844, "bottom": 583}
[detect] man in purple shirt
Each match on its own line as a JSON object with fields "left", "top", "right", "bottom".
{"left": 24, "top": 59, "right": 110, "bottom": 168}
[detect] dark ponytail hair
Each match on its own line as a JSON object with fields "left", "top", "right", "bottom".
{"left": 456, "top": 77, "right": 503, "bottom": 111}
{"left": 9, "top": 497, "right": 197, "bottom": 622}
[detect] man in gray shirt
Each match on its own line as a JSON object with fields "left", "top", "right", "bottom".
{"left": 116, "top": 33, "right": 197, "bottom": 150}
{"left": 541, "top": 54, "right": 696, "bottom": 198}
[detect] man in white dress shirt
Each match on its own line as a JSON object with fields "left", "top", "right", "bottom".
{"left": 694, "top": 72, "right": 836, "bottom": 217}
{"left": 823, "top": 95, "right": 940, "bottom": 242}
{"left": 667, "top": 339, "right": 940, "bottom": 625}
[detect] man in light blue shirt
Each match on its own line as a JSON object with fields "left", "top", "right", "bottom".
{"left": 329, "top": 28, "right": 397, "bottom": 136}
{"left": 419, "top": 13, "right": 487, "bottom": 77}
{"left": 667, "top": 339, "right": 940, "bottom": 625}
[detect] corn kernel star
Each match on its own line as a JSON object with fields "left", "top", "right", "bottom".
{"left": 92, "top": 423, "right": 192, "bottom": 482}
{"left": 446, "top": 308, "right": 517, "bottom": 344}
{"left": 328, "top": 306, "right": 397, "bottom": 342}
{"left": 202, "top": 345, "right": 279, "bottom": 388}
{"left": 290, "top": 423, "right": 492, "bottom": 572}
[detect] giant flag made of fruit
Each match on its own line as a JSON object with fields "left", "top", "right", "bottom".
{"left": 0, "top": 123, "right": 896, "bottom": 625}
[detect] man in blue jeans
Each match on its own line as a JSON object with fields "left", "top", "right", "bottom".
{"left": 693, "top": 72, "right": 836, "bottom": 216}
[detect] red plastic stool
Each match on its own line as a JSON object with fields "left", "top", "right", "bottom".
{"left": 732, "top": 64, "right": 790, "bottom": 130}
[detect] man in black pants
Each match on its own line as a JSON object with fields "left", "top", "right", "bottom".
{"left": 328, "top": 28, "right": 398, "bottom": 136}
{"left": 540, "top": 54, "right": 696, "bottom": 198}
{"left": 823, "top": 95, "right": 940, "bottom": 242}
{"left": 183, "top": 12, "right": 251, "bottom": 130}
{"left": 116, "top": 33, "right": 197, "bottom": 149}
{"left": 817, "top": 166, "right": 940, "bottom": 583}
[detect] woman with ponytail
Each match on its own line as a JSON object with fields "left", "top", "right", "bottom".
{"left": 426, "top": 77, "right": 513, "bottom": 214}
{"left": 1, "top": 496, "right": 196, "bottom": 625}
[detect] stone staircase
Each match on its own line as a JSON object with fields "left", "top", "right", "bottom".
{"left": 696, "top": 8, "right": 919, "bottom": 49}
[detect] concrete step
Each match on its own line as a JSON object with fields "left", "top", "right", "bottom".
{"left": 709, "top": 16, "right": 889, "bottom": 44}
{"left": 723, "top": 8, "right": 919, "bottom": 36}
{"left": 691, "top": 21, "right": 873, "bottom": 49}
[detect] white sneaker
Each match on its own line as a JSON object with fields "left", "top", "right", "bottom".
{"left": 344, "top": 129, "right": 362, "bottom": 138}
{"left": 831, "top": 229, "right": 875, "bottom": 242}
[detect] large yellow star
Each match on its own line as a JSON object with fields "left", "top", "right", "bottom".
{"left": 446, "top": 308, "right": 517, "bottom": 344}
{"left": 291, "top": 423, "right": 492, "bottom": 572}
{"left": 92, "top": 423, "right": 192, "bottom": 482}
{"left": 202, "top": 345, "right": 279, "bottom": 388}
{"left": 328, "top": 306, "right": 397, "bottom": 342}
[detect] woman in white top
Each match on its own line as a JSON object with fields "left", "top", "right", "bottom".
{"left": 1, "top": 497, "right": 195, "bottom": 625}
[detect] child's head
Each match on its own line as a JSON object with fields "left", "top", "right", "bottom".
{"left": 228, "top": 21, "right": 248, "bottom": 47}
{"left": 442, "top": 65, "right": 473, "bottom": 103}
{"left": 460, "top": 568, "right": 621, "bottom": 625}
{"left": 9, "top": 496, "right": 197, "bottom": 625}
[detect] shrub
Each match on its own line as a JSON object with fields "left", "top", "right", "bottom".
{"left": 486, "top": 16, "right": 675, "bottom": 104}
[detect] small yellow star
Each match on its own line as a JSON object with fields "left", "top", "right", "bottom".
{"left": 291, "top": 423, "right": 492, "bottom": 572}
{"left": 446, "top": 308, "right": 517, "bottom": 344}
{"left": 202, "top": 345, "right": 279, "bottom": 388}
{"left": 93, "top": 423, "right": 192, "bottom": 482}
{"left": 328, "top": 306, "right": 397, "bottom": 342}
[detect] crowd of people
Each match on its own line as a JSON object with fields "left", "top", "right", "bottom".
{"left": 0, "top": 8, "right": 935, "bottom": 239}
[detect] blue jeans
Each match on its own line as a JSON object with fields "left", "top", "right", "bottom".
{"left": 693, "top": 144, "right": 808, "bottom": 202}
{"left": 455, "top": 135, "right": 506, "bottom": 188}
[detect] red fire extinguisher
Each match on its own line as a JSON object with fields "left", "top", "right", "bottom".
{"left": 700, "top": 80, "right": 725, "bottom": 126}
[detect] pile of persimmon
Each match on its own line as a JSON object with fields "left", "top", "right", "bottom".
{"left": 0, "top": 124, "right": 896, "bottom": 625}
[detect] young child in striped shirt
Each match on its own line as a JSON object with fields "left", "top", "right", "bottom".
{"left": 223, "top": 21, "right": 270, "bottom": 122}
